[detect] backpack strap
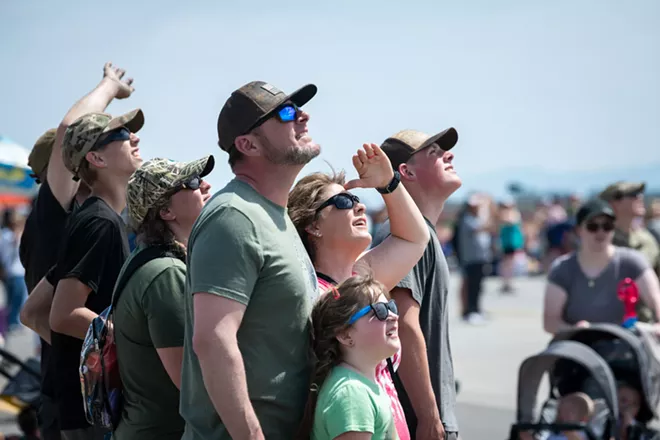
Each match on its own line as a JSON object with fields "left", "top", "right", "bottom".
{"left": 110, "top": 244, "right": 183, "bottom": 310}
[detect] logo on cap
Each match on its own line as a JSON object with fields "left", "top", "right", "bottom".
{"left": 260, "top": 83, "right": 283, "bottom": 96}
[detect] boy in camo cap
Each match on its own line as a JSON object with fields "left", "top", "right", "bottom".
{"left": 18, "top": 62, "right": 137, "bottom": 440}
{"left": 46, "top": 107, "right": 145, "bottom": 440}
{"left": 112, "top": 155, "right": 213, "bottom": 440}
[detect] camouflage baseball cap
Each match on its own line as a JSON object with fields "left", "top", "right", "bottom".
{"left": 28, "top": 128, "right": 57, "bottom": 181}
{"left": 599, "top": 181, "right": 646, "bottom": 202}
{"left": 127, "top": 155, "right": 215, "bottom": 227}
{"left": 217, "top": 81, "right": 317, "bottom": 152}
{"left": 62, "top": 108, "right": 144, "bottom": 178}
{"left": 381, "top": 128, "right": 458, "bottom": 170}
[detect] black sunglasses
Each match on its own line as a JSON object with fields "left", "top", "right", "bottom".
{"left": 585, "top": 220, "right": 615, "bottom": 233}
{"left": 348, "top": 300, "right": 398, "bottom": 325}
{"left": 95, "top": 127, "right": 131, "bottom": 149}
{"left": 316, "top": 193, "right": 360, "bottom": 213}
{"left": 613, "top": 190, "right": 643, "bottom": 201}
{"left": 180, "top": 175, "right": 202, "bottom": 191}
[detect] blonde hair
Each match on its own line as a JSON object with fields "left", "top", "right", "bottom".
{"left": 558, "top": 392, "right": 595, "bottom": 423}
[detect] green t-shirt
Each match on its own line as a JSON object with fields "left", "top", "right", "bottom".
{"left": 180, "top": 179, "right": 319, "bottom": 440}
{"left": 113, "top": 246, "right": 187, "bottom": 440}
{"left": 313, "top": 366, "right": 399, "bottom": 440}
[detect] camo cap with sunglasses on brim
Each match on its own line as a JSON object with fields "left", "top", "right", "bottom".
{"left": 62, "top": 109, "right": 145, "bottom": 180}
{"left": 380, "top": 127, "right": 458, "bottom": 171}
{"left": 599, "top": 181, "right": 646, "bottom": 202}
{"left": 127, "top": 155, "right": 215, "bottom": 227}
{"left": 216, "top": 81, "right": 317, "bottom": 153}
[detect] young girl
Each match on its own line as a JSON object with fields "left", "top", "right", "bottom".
{"left": 298, "top": 275, "right": 401, "bottom": 440}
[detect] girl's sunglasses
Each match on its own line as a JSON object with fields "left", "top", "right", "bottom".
{"left": 348, "top": 300, "right": 398, "bottom": 325}
{"left": 585, "top": 220, "right": 615, "bottom": 233}
{"left": 316, "top": 193, "right": 360, "bottom": 213}
{"left": 95, "top": 127, "right": 131, "bottom": 149}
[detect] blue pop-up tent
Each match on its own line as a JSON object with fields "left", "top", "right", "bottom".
{"left": 0, "top": 134, "right": 38, "bottom": 206}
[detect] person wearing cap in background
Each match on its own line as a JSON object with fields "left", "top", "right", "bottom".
{"left": 543, "top": 199, "right": 660, "bottom": 335}
{"left": 30, "top": 106, "right": 143, "bottom": 440}
{"left": 600, "top": 181, "right": 660, "bottom": 322}
{"left": 112, "top": 155, "right": 214, "bottom": 440}
{"left": 372, "top": 128, "right": 462, "bottom": 440}
{"left": 18, "top": 63, "right": 135, "bottom": 440}
{"left": 179, "top": 81, "right": 320, "bottom": 440}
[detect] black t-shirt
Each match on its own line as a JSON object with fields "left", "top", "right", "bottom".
{"left": 49, "top": 196, "right": 129, "bottom": 430}
{"left": 18, "top": 181, "right": 76, "bottom": 398}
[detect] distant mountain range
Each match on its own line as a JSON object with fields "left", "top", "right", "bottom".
{"left": 453, "top": 163, "right": 660, "bottom": 200}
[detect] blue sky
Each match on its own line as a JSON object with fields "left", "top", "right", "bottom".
{"left": 1, "top": 0, "right": 659, "bottom": 206}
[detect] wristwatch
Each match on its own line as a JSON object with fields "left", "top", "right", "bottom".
{"left": 377, "top": 171, "right": 401, "bottom": 194}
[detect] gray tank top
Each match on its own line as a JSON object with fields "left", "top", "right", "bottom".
{"left": 547, "top": 247, "right": 649, "bottom": 325}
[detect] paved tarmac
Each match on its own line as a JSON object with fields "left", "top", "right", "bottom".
{"left": 0, "top": 274, "right": 637, "bottom": 439}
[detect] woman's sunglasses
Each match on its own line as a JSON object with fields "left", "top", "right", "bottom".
{"left": 348, "top": 300, "right": 398, "bottom": 325}
{"left": 95, "top": 127, "right": 131, "bottom": 149}
{"left": 178, "top": 175, "right": 202, "bottom": 191}
{"left": 316, "top": 193, "right": 360, "bottom": 213}
{"left": 585, "top": 220, "right": 615, "bottom": 233}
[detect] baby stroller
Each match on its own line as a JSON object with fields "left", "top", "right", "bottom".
{"left": 0, "top": 347, "right": 41, "bottom": 414}
{"left": 509, "top": 323, "right": 660, "bottom": 440}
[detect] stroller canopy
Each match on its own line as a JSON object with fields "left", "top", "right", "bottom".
{"left": 516, "top": 340, "right": 619, "bottom": 424}
{"left": 551, "top": 323, "right": 660, "bottom": 421}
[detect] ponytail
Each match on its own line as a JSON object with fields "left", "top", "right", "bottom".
{"left": 296, "top": 344, "right": 339, "bottom": 440}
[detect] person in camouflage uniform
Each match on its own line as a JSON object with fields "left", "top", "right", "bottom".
{"left": 113, "top": 156, "right": 214, "bottom": 440}
{"left": 600, "top": 181, "right": 660, "bottom": 322}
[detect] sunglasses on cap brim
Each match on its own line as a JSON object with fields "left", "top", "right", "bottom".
{"left": 316, "top": 193, "right": 360, "bottom": 213}
{"left": 348, "top": 300, "right": 398, "bottom": 325}
{"left": 613, "top": 190, "right": 643, "bottom": 201}
{"left": 95, "top": 127, "right": 131, "bottom": 149}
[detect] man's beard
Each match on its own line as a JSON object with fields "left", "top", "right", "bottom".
{"left": 260, "top": 134, "right": 319, "bottom": 166}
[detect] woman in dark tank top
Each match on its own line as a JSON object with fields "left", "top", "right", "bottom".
{"left": 543, "top": 198, "right": 660, "bottom": 335}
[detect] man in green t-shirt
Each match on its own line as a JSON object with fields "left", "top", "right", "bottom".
{"left": 179, "top": 81, "right": 320, "bottom": 440}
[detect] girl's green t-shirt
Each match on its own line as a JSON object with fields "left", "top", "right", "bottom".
{"left": 312, "top": 365, "right": 398, "bottom": 440}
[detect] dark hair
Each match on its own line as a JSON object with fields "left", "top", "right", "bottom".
{"left": 296, "top": 274, "right": 387, "bottom": 439}
{"left": 17, "top": 404, "right": 38, "bottom": 436}
{"left": 226, "top": 144, "right": 244, "bottom": 169}
{"left": 2, "top": 209, "right": 15, "bottom": 229}
{"left": 288, "top": 170, "right": 346, "bottom": 263}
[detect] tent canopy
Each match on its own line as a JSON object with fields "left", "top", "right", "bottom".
{"left": 0, "top": 134, "right": 38, "bottom": 204}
